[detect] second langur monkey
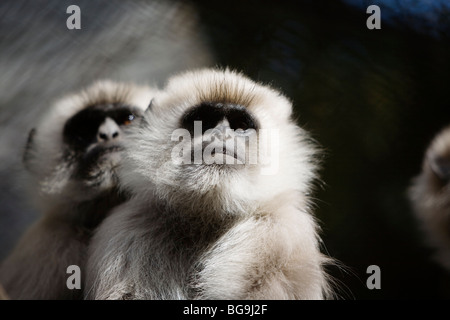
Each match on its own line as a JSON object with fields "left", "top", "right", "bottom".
{"left": 86, "top": 68, "right": 333, "bottom": 300}
{"left": 0, "top": 80, "right": 157, "bottom": 299}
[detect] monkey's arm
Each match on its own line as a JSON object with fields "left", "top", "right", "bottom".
{"left": 194, "top": 198, "right": 330, "bottom": 300}
{"left": 84, "top": 203, "right": 165, "bottom": 300}
{"left": 86, "top": 202, "right": 194, "bottom": 300}
{"left": 84, "top": 206, "right": 138, "bottom": 300}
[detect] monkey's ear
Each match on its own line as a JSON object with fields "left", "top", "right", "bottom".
{"left": 145, "top": 98, "right": 154, "bottom": 113}
{"left": 23, "top": 128, "right": 36, "bottom": 172}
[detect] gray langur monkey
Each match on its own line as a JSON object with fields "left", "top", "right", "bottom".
{"left": 0, "top": 80, "right": 157, "bottom": 299}
{"left": 85, "top": 68, "right": 333, "bottom": 300}
{"left": 409, "top": 126, "right": 450, "bottom": 270}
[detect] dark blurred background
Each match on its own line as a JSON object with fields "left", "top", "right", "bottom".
{"left": 1, "top": 0, "right": 450, "bottom": 299}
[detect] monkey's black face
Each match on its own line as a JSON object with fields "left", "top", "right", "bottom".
{"left": 181, "top": 102, "right": 258, "bottom": 135}
{"left": 179, "top": 102, "right": 259, "bottom": 166}
{"left": 64, "top": 103, "right": 141, "bottom": 150}
{"left": 63, "top": 103, "right": 143, "bottom": 185}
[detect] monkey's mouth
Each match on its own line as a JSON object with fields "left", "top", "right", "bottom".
{"left": 77, "top": 144, "right": 124, "bottom": 178}
{"left": 210, "top": 147, "right": 236, "bottom": 158}
{"left": 207, "top": 147, "right": 245, "bottom": 165}
{"left": 85, "top": 144, "right": 123, "bottom": 162}
{"left": 185, "top": 141, "right": 248, "bottom": 166}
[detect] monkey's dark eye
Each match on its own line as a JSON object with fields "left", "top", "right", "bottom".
{"left": 181, "top": 103, "right": 223, "bottom": 135}
{"left": 123, "top": 114, "right": 135, "bottom": 125}
{"left": 227, "top": 110, "right": 257, "bottom": 132}
{"left": 110, "top": 108, "right": 137, "bottom": 126}
{"left": 63, "top": 108, "right": 105, "bottom": 150}
{"left": 236, "top": 121, "right": 249, "bottom": 131}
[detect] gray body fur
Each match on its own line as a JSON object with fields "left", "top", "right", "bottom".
{"left": 0, "top": 81, "right": 156, "bottom": 299}
{"left": 86, "top": 69, "right": 332, "bottom": 300}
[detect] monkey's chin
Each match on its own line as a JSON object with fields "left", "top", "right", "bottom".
{"left": 202, "top": 164, "right": 245, "bottom": 175}
{"left": 195, "top": 149, "right": 258, "bottom": 172}
{"left": 80, "top": 144, "right": 123, "bottom": 173}
{"left": 196, "top": 146, "right": 247, "bottom": 165}
{"left": 209, "top": 153, "right": 245, "bottom": 165}
{"left": 73, "top": 145, "right": 123, "bottom": 193}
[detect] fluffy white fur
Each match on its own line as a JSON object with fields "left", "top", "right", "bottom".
{"left": 409, "top": 126, "right": 450, "bottom": 270}
{"left": 86, "top": 69, "right": 332, "bottom": 300}
{"left": 0, "top": 81, "right": 157, "bottom": 299}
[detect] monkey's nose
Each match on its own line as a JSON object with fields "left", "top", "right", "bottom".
{"left": 97, "top": 117, "right": 121, "bottom": 142}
